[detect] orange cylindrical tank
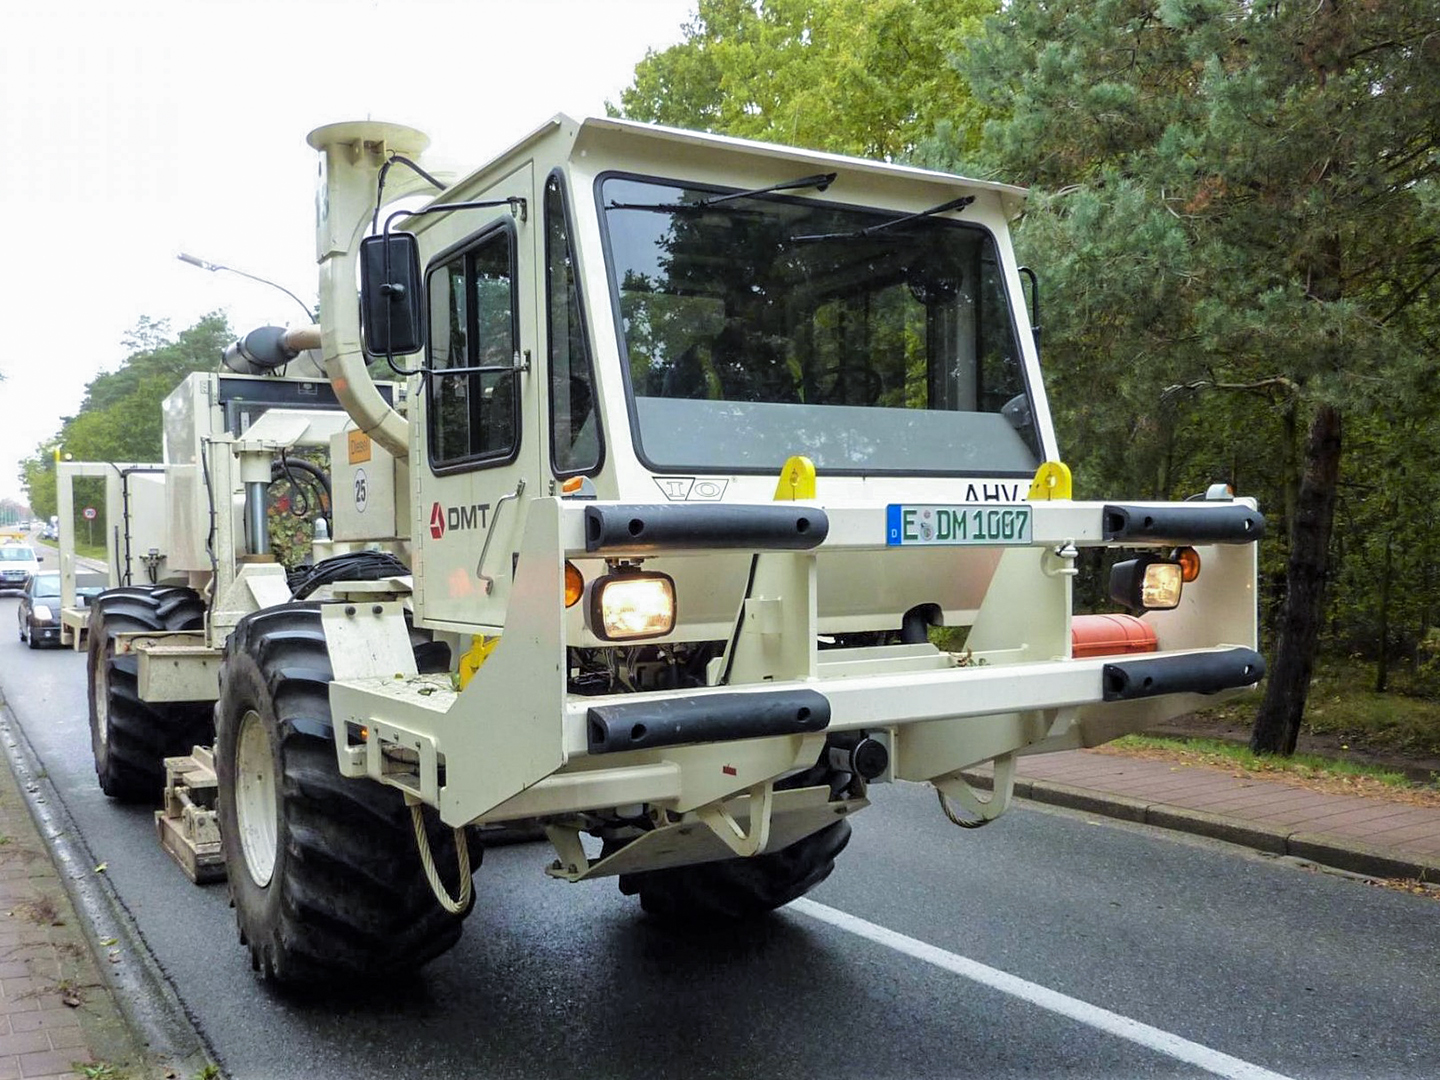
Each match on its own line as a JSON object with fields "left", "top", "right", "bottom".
{"left": 1070, "top": 613, "right": 1158, "bottom": 658}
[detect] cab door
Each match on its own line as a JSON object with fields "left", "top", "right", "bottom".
{"left": 414, "top": 163, "right": 539, "bottom": 632}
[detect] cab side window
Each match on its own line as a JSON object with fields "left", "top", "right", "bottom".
{"left": 545, "top": 174, "right": 602, "bottom": 475}
{"left": 426, "top": 225, "right": 519, "bottom": 469}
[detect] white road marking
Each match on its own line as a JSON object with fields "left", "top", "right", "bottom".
{"left": 791, "top": 899, "right": 1294, "bottom": 1080}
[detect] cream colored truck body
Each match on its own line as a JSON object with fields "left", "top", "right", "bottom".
{"left": 304, "top": 116, "right": 1262, "bottom": 881}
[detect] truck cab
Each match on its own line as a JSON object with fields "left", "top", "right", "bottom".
{"left": 363, "top": 117, "right": 1051, "bottom": 647}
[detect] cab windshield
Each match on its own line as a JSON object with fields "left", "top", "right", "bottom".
{"left": 0, "top": 547, "right": 35, "bottom": 562}
{"left": 599, "top": 175, "right": 1039, "bottom": 475}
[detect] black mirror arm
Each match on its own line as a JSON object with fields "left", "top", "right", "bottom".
{"left": 376, "top": 220, "right": 424, "bottom": 378}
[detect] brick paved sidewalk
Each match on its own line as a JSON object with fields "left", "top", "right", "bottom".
{"left": 1007, "top": 748, "right": 1440, "bottom": 879}
{"left": 0, "top": 748, "right": 156, "bottom": 1079}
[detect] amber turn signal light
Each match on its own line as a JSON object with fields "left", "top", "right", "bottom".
{"left": 564, "top": 561, "right": 584, "bottom": 608}
{"left": 1175, "top": 547, "right": 1201, "bottom": 583}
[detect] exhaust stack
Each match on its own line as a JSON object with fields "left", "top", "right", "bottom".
{"left": 306, "top": 121, "right": 434, "bottom": 459}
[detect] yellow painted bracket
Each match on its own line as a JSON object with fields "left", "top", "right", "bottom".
{"left": 773, "top": 455, "right": 816, "bottom": 501}
{"left": 457, "top": 635, "right": 499, "bottom": 690}
{"left": 1027, "top": 461, "right": 1072, "bottom": 501}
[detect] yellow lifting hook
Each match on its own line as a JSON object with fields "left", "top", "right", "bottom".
{"left": 773, "top": 454, "right": 817, "bottom": 501}
{"left": 1027, "top": 460, "right": 1073, "bottom": 501}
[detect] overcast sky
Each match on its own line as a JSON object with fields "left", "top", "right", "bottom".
{"left": 0, "top": 0, "right": 694, "bottom": 504}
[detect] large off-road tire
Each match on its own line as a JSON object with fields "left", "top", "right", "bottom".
{"left": 86, "top": 586, "right": 211, "bottom": 802}
{"left": 618, "top": 818, "right": 852, "bottom": 923}
{"left": 215, "top": 603, "right": 473, "bottom": 984}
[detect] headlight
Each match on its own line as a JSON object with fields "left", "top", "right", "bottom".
{"left": 588, "top": 571, "right": 676, "bottom": 641}
{"left": 31, "top": 604, "right": 55, "bottom": 623}
{"left": 1109, "top": 555, "right": 1183, "bottom": 611}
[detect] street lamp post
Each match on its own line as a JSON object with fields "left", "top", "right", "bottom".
{"left": 177, "top": 253, "right": 315, "bottom": 322}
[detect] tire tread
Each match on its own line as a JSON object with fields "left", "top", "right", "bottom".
{"left": 86, "top": 587, "right": 213, "bottom": 802}
{"left": 216, "top": 603, "right": 471, "bottom": 984}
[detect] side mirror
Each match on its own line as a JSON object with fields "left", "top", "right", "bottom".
{"left": 360, "top": 233, "right": 424, "bottom": 357}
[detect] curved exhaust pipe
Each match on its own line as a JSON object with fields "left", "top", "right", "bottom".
{"left": 306, "top": 121, "right": 435, "bottom": 459}
{"left": 223, "top": 325, "right": 325, "bottom": 378}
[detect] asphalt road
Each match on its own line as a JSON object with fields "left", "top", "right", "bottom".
{"left": 0, "top": 592, "right": 1435, "bottom": 1080}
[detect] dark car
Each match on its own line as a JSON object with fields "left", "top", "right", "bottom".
{"left": 17, "top": 572, "right": 106, "bottom": 649}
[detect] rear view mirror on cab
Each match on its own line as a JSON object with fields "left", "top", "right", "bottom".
{"left": 359, "top": 232, "right": 424, "bottom": 357}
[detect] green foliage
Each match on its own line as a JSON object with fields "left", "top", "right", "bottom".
{"left": 1325, "top": 408, "right": 1440, "bottom": 680}
{"left": 1200, "top": 656, "right": 1440, "bottom": 760}
{"left": 613, "top": 0, "right": 998, "bottom": 161}
{"left": 1304, "top": 660, "right": 1440, "bottom": 758}
{"left": 18, "top": 313, "right": 231, "bottom": 535}
{"left": 963, "top": 0, "right": 1437, "bottom": 426}
{"left": 18, "top": 443, "right": 60, "bottom": 522}
{"left": 72, "top": 1064, "right": 127, "bottom": 1080}
{"left": 956, "top": 0, "right": 1440, "bottom": 705}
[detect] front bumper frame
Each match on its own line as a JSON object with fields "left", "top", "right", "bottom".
{"left": 327, "top": 496, "right": 1263, "bottom": 832}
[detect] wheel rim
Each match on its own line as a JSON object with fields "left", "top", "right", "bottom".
{"left": 93, "top": 654, "right": 110, "bottom": 742}
{"left": 235, "top": 709, "right": 279, "bottom": 888}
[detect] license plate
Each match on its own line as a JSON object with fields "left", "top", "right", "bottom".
{"left": 886, "top": 504, "right": 1033, "bottom": 546}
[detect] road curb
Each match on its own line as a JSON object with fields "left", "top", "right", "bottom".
{"left": 964, "top": 770, "right": 1440, "bottom": 882}
{"left": 1141, "top": 803, "right": 1290, "bottom": 856}
{"left": 1014, "top": 778, "right": 1151, "bottom": 824}
{"left": 0, "top": 699, "right": 217, "bottom": 1078}
{"left": 1286, "top": 832, "right": 1440, "bottom": 882}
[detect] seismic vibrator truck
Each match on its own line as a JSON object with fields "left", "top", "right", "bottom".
{"left": 73, "top": 116, "right": 1264, "bottom": 984}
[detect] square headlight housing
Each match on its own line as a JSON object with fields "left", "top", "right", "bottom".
{"left": 1109, "top": 554, "right": 1184, "bottom": 612}
{"left": 587, "top": 570, "right": 676, "bottom": 641}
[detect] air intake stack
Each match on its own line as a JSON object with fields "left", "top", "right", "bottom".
{"left": 305, "top": 121, "right": 434, "bottom": 459}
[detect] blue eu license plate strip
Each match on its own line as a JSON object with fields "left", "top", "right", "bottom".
{"left": 886, "top": 504, "right": 1033, "bottom": 546}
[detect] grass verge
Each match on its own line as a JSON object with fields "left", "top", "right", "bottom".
{"left": 1098, "top": 734, "right": 1440, "bottom": 806}
{"left": 32, "top": 536, "right": 107, "bottom": 564}
{"left": 1189, "top": 659, "right": 1440, "bottom": 760}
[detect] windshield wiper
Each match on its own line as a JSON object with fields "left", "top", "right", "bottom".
{"left": 791, "top": 194, "right": 975, "bottom": 243}
{"left": 607, "top": 172, "right": 837, "bottom": 213}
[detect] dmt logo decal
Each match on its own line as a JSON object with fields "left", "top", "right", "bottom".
{"left": 429, "top": 500, "right": 492, "bottom": 540}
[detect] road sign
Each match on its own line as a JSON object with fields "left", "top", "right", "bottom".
{"left": 82, "top": 507, "right": 97, "bottom": 520}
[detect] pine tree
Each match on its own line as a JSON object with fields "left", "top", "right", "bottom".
{"left": 957, "top": 0, "right": 1440, "bottom": 752}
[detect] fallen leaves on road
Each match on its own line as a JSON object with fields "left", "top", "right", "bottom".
{"left": 1368, "top": 877, "right": 1440, "bottom": 903}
